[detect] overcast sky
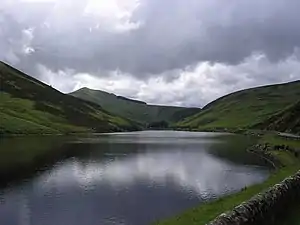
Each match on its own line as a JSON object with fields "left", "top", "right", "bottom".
{"left": 1, "top": 0, "right": 300, "bottom": 107}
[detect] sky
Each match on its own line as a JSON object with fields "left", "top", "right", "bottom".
{"left": 1, "top": 0, "right": 300, "bottom": 107}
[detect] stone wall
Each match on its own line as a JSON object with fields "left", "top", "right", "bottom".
{"left": 207, "top": 171, "right": 300, "bottom": 225}
{"left": 247, "top": 143, "right": 282, "bottom": 169}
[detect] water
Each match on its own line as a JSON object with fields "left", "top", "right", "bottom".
{"left": 0, "top": 131, "right": 269, "bottom": 225}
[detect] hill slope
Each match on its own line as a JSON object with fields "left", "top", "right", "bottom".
{"left": 0, "top": 62, "right": 139, "bottom": 134}
{"left": 70, "top": 88, "right": 201, "bottom": 124}
{"left": 255, "top": 101, "right": 300, "bottom": 134}
{"left": 177, "top": 81, "right": 300, "bottom": 131}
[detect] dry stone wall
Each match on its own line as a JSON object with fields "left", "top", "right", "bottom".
{"left": 207, "top": 171, "right": 300, "bottom": 225}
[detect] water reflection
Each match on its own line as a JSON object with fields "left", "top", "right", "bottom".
{"left": 0, "top": 131, "right": 269, "bottom": 225}
{"left": 40, "top": 149, "right": 266, "bottom": 198}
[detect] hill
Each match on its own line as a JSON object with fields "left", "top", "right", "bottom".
{"left": 177, "top": 81, "right": 300, "bottom": 131}
{"left": 0, "top": 62, "right": 139, "bottom": 135}
{"left": 255, "top": 101, "right": 300, "bottom": 134}
{"left": 70, "top": 88, "right": 201, "bottom": 124}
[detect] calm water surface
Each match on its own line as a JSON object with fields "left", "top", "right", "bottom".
{"left": 0, "top": 131, "right": 269, "bottom": 225}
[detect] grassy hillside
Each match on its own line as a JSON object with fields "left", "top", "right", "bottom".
{"left": 70, "top": 88, "right": 201, "bottom": 124}
{"left": 177, "top": 81, "right": 300, "bottom": 131}
{"left": 0, "top": 62, "right": 139, "bottom": 135}
{"left": 255, "top": 101, "right": 300, "bottom": 134}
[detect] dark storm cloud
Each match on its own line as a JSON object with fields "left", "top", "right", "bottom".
{"left": 1, "top": 0, "right": 300, "bottom": 78}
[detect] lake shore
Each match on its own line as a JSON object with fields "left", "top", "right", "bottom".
{"left": 0, "top": 131, "right": 268, "bottom": 225}
{"left": 1, "top": 130, "right": 299, "bottom": 224}
{"left": 155, "top": 132, "right": 300, "bottom": 225}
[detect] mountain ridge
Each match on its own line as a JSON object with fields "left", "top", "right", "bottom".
{"left": 177, "top": 80, "right": 300, "bottom": 132}
{"left": 0, "top": 61, "right": 139, "bottom": 134}
{"left": 1, "top": 61, "right": 300, "bottom": 135}
{"left": 203, "top": 80, "right": 300, "bottom": 110}
{"left": 70, "top": 87, "right": 201, "bottom": 124}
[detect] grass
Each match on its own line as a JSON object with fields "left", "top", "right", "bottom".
{"left": 0, "top": 111, "right": 59, "bottom": 134}
{"left": 155, "top": 134, "right": 300, "bottom": 225}
{"left": 177, "top": 81, "right": 300, "bottom": 131}
{"left": 260, "top": 133, "right": 300, "bottom": 148}
{"left": 256, "top": 101, "right": 300, "bottom": 134}
{"left": 70, "top": 87, "right": 201, "bottom": 124}
{"left": 0, "top": 93, "right": 87, "bottom": 134}
{"left": 0, "top": 61, "right": 139, "bottom": 135}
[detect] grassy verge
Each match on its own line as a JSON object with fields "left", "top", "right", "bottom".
{"left": 155, "top": 134, "right": 300, "bottom": 225}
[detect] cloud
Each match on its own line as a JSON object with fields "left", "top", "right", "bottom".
{"left": 2, "top": 0, "right": 300, "bottom": 75}
{"left": 1, "top": 0, "right": 300, "bottom": 106}
{"left": 37, "top": 53, "right": 300, "bottom": 107}
{"left": 0, "top": 0, "right": 141, "bottom": 68}
{"left": 84, "top": 0, "right": 142, "bottom": 32}
{"left": 0, "top": 16, "right": 35, "bottom": 63}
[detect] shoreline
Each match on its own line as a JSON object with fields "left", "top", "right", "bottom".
{"left": 1, "top": 130, "right": 299, "bottom": 224}
{"left": 155, "top": 133, "right": 300, "bottom": 225}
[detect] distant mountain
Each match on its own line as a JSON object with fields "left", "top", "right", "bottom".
{"left": 70, "top": 88, "right": 201, "bottom": 124}
{"left": 0, "top": 62, "right": 139, "bottom": 135}
{"left": 3, "top": 61, "right": 298, "bottom": 135}
{"left": 255, "top": 101, "right": 300, "bottom": 134}
{"left": 176, "top": 81, "right": 300, "bottom": 131}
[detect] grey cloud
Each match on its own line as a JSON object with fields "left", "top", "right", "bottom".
{"left": 1, "top": 0, "right": 300, "bottom": 78}
{"left": 37, "top": 54, "right": 300, "bottom": 107}
{"left": 0, "top": 13, "right": 22, "bottom": 63}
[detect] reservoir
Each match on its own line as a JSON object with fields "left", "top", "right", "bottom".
{"left": 0, "top": 131, "right": 269, "bottom": 225}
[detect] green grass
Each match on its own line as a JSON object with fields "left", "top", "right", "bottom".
{"left": 0, "top": 93, "right": 87, "bottom": 134}
{"left": 177, "top": 81, "right": 300, "bottom": 132}
{"left": 156, "top": 135, "right": 300, "bottom": 225}
{"left": 255, "top": 101, "right": 300, "bottom": 135}
{"left": 0, "top": 61, "right": 139, "bottom": 135}
{"left": 260, "top": 133, "right": 300, "bottom": 149}
{"left": 70, "top": 88, "right": 201, "bottom": 124}
{"left": 0, "top": 111, "right": 59, "bottom": 134}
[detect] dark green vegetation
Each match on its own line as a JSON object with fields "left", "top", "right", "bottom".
{"left": 272, "top": 206, "right": 300, "bottom": 225}
{"left": 255, "top": 101, "right": 300, "bottom": 135}
{"left": 2, "top": 61, "right": 299, "bottom": 136}
{"left": 70, "top": 87, "right": 201, "bottom": 124}
{"left": 156, "top": 134, "right": 300, "bottom": 225}
{"left": 148, "top": 120, "right": 170, "bottom": 129}
{"left": 177, "top": 81, "right": 300, "bottom": 132}
{"left": 0, "top": 61, "right": 139, "bottom": 135}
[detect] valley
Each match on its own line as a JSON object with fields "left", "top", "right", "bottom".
{"left": 0, "top": 61, "right": 299, "bottom": 225}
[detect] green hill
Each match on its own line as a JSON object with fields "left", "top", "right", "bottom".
{"left": 0, "top": 62, "right": 139, "bottom": 135}
{"left": 70, "top": 88, "right": 201, "bottom": 124}
{"left": 177, "top": 81, "right": 300, "bottom": 131}
{"left": 255, "top": 101, "right": 300, "bottom": 134}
